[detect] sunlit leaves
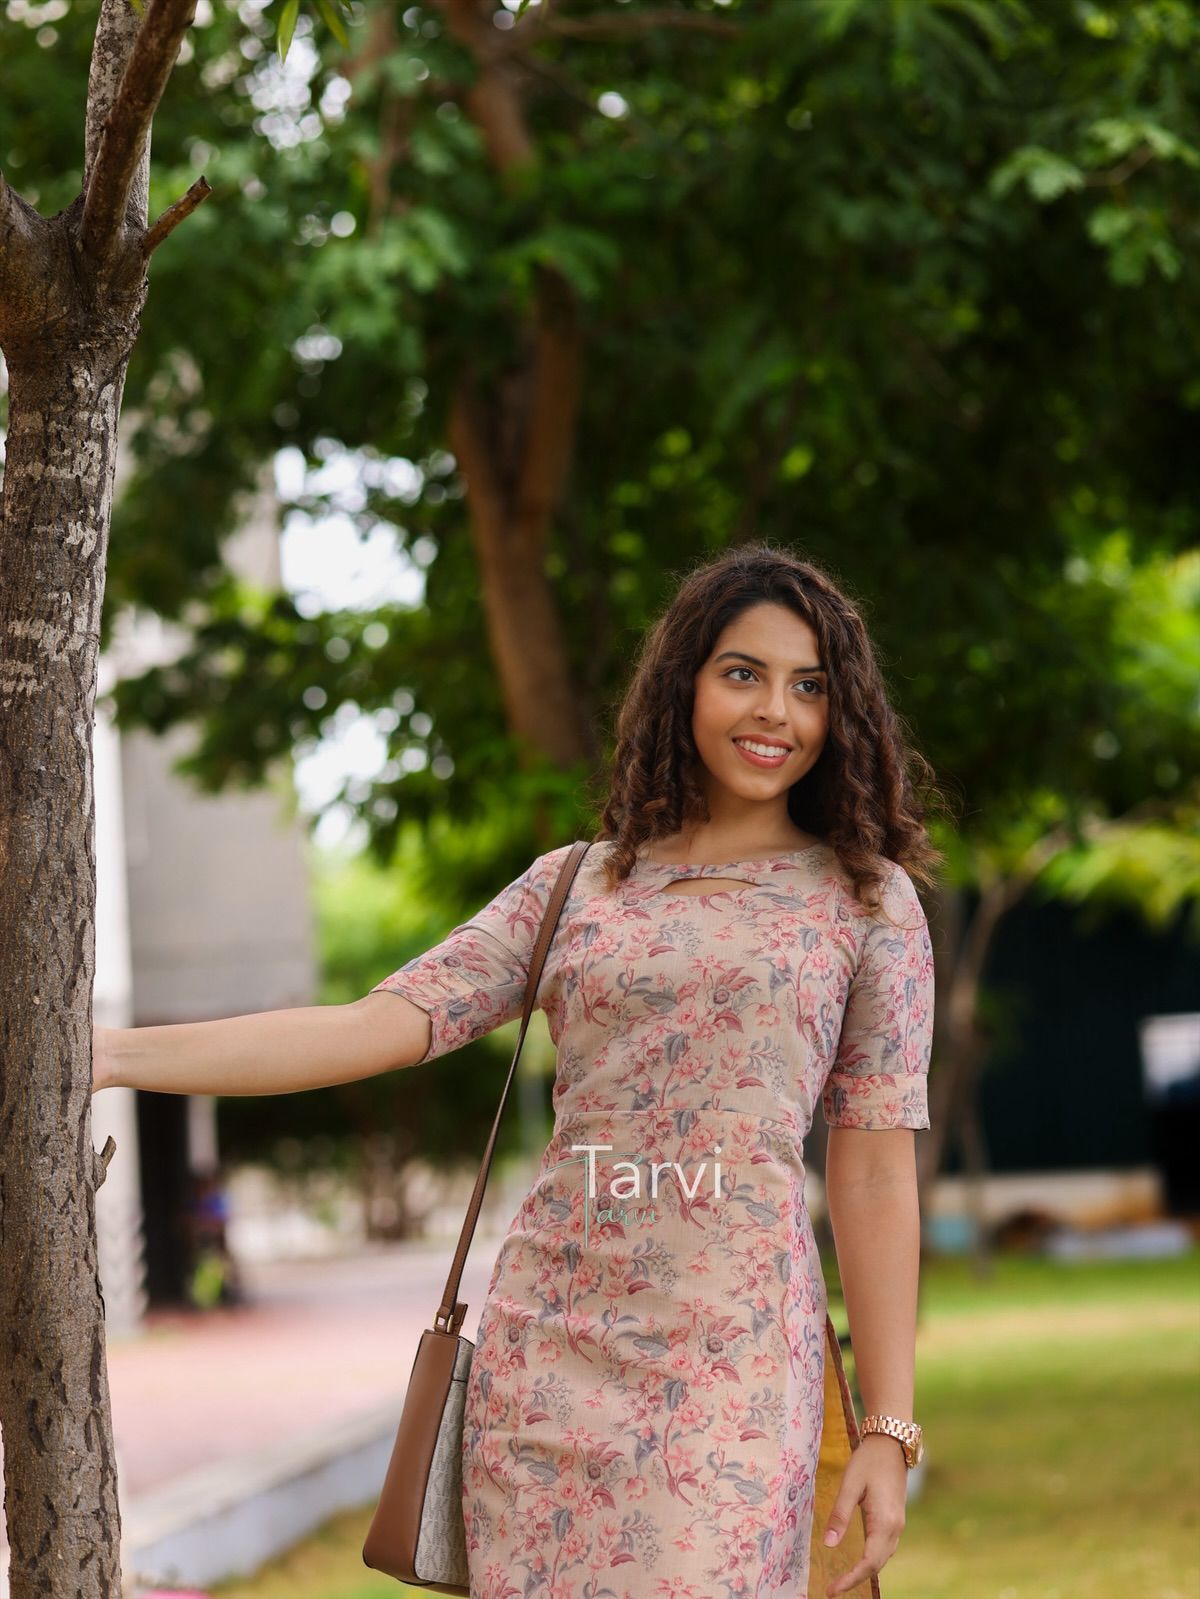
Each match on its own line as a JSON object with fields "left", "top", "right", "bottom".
{"left": 276, "top": 0, "right": 299, "bottom": 62}
{"left": 264, "top": 0, "right": 355, "bottom": 61}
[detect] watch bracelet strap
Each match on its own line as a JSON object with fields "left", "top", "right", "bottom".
{"left": 434, "top": 838, "right": 593, "bottom": 1333}
{"left": 860, "top": 1414, "right": 922, "bottom": 1461}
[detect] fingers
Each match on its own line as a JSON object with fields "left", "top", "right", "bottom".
{"left": 824, "top": 1526, "right": 902, "bottom": 1597}
{"left": 823, "top": 1510, "right": 903, "bottom": 1597}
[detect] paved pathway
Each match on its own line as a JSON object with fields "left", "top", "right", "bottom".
{"left": 0, "top": 1236, "right": 502, "bottom": 1587}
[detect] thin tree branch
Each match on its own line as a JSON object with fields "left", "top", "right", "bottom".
{"left": 80, "top": 0, "right": 198, "bottom": 265}
{"left": 341, "top": 5, "right": 413, "bottom": 239}
{"left": 1084, "top": 143, "right": 1156, "bottom": 188}
{"left": 499, "top": 6, "right": 741, "bottom": 51}
{"left": 141, "top": 173, "right": 212, "bottom": 256}
{"left": 442, "top": 0, "right": 536, "bottom": 172}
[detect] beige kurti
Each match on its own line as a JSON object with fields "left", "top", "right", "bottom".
{"left": 371, "top": 839, "right": 933, "bottom": 1599}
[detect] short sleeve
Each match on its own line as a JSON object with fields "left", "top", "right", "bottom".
{"left": 367, "top": 845, "right": 571, "bottom": 1065}
{"left": 821, "top": 863, "right": 934, "bottom": 1130}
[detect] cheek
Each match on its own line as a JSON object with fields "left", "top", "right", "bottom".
{"left": 692, "top": 683, "right": 735, "bottom": 747}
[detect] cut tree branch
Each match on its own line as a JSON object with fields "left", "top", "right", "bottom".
{"left": 80, "top": 0, "right": 198, "bottom": 265}
{"left": 0, "top": 171, "right": 49, "bottom": 310}
{"left": 141, "top": 173, "right": 212, "bottom": 256}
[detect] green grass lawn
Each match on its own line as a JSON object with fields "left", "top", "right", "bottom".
{"left": 210, "top": 1250, "right": 1200, "bottom": 1599}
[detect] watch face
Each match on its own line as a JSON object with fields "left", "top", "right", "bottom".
{"left": 914, "top": 1438, "right": 925, "bottom": 1465}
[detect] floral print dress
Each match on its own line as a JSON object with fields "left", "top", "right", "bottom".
{"left": 370, "top": 839, "right": 934, "bottom": 1599}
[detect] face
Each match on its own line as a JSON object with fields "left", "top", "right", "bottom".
{"left": 691, "top": 602, "right": 830, "bottom": 818}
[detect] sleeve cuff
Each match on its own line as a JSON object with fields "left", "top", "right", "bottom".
{"left": 369, "top": 974, "right": 520, "bottom": 1064}
{"left": 821, "top": 1070, "right": 930, "bottom": 1130}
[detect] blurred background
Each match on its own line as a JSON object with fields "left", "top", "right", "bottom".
{"left": 1, "top": 0, "right": 1198, "bottom": 1595}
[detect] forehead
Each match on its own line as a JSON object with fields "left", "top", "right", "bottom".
{"left": 708, "top": 602, "right": 819, "bottom": 656}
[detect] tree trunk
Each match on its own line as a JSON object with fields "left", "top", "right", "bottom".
{"left": 0, "top": 339, "right": 132, "bottom": 1599}
{"left": 440, "top": 0, "right": 595, "bottom": 777}
{"left": 917, "top": 860, "right": 1049, "bottom": 1274}
{"left": 0, "top": 2, "right": 201, "bottom": 1591}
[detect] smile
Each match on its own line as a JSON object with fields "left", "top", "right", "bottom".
{"left": 731, "top": 737, "right": 792, "bottom": 768}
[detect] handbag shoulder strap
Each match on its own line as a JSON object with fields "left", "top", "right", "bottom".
{"left": 434, "top": 837, "right": 593, "bottom": 1334}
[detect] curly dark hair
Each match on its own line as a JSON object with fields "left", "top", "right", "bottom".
{"left": 586, "top": 543, "right": 949, "bottom": 915}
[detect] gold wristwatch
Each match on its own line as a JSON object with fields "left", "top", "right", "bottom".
{"left": 859, "top": 1414, "right": 924, "bottom": 1467}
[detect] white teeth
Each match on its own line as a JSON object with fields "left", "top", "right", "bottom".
{"left": 734, "top": 739, "right": 789, "bottom": 758}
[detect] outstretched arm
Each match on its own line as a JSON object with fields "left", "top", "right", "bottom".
{"left": 93, "top": 991, "right": 431, "bottom": 1098}
{"left": 93, "top": 843, "right": 574, "bottom": 1098}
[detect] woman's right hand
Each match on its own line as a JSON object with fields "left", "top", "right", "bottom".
{"left": 92, "top": 1025, "right": 121, "bottom": 1095}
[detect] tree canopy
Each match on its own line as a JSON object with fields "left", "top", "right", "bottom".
{"left": 4, "top": 0, "right": 1195, "bottom": 894}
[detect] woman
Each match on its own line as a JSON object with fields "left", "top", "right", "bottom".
{"left": 94, "top": 543, "right": 940, "bottom": 1599}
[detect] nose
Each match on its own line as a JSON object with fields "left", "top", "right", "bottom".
{"left": 754, "top": 678, "right": 790, "bottom": 724}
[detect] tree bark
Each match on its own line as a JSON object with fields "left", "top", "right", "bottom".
{"left": 0, "top": 2, "right": 202, "bottom": 1592}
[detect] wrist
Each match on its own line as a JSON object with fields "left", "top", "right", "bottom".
{"left": 97, "top": 1026, "right": 129, "bottom": 1092}
{"left": 859, "top": 1431, "right": 906, "bottom": 1457}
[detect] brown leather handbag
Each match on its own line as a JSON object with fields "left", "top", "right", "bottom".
{"left": 362, "top": 839, "right": 593, "bottom": 1594}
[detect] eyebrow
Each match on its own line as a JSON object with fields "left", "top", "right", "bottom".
{"left": 714, "top": 650, "right": 827, "bottom": 674}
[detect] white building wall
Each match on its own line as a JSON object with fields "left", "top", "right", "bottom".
{"left": 92, "top": 450, "right": 318, "bottom": 1328}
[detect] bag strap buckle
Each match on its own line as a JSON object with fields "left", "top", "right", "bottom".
{"left": 434, "top": 1299, "right": 467, "bottom": 1335}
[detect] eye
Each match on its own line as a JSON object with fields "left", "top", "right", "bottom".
{"left": 721, "top": 667, "right": 825, "bottom": 695}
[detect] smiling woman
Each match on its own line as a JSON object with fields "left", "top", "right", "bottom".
{"left": 359, "top": 543, "right": 946, "bottom": 1599}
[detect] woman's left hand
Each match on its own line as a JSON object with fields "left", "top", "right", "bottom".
{"left": 820, "top": 1433, "right": 909, "bottom": 1597}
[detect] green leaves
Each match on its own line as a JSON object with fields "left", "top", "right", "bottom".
{"left": 1088, "top": 115, "right": 1200, "bottom": 168}
{"left": 271, "top": 0, "right": 355, "bottom": 61}
{"left": 313, "top": 0, "right": 350, "bottom": 48}
{"left": 8, "top": 0, "right": 1193, "bottom": 876}
{"left": 1087, "top": 202, "right": 1181, "bottom": 284}
{"left": 494, "top": 224, "right": 621, "bottom": 302}
{"left": 989, "top": 118, "right": 1195, "bottom": 285}
{"left": 276, "top": 0, "right": 300, "bottom": 62}
{"left": 990, "top": 145, "right": 1086, "bottom": 202}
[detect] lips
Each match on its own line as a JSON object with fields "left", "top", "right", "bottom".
{"left": 731, "top": 736, "right": 792, "bottom": 768}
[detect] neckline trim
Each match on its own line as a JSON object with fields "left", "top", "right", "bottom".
{"left": 630, "top": 842, "right": 831, "bottom": 872}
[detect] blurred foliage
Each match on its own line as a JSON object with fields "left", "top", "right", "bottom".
{"left": 1, "top": 0, "right": 1195, "bottom": 870}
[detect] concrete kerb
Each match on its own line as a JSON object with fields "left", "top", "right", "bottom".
{"left": 120, "top": 1392, "right": 406, "bottom": 1594}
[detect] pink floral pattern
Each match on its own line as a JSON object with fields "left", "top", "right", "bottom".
{"left": 371, "top": 840, "right": 933, "bottom": 1599}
